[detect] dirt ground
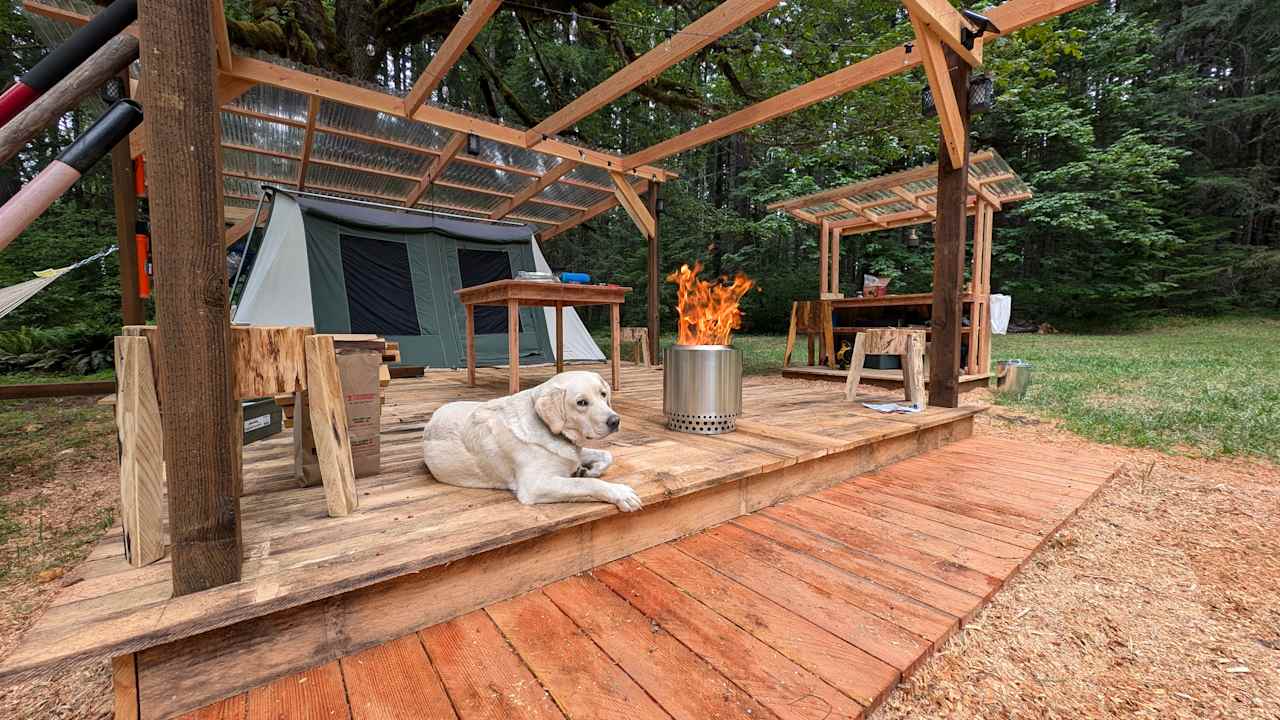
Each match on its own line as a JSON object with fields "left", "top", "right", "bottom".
{"left": 0, "top": 390, "right": 1278, "bottom": 719}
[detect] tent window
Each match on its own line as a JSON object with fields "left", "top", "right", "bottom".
{"left": 458, "top": 247, "right": 518, "bottom": 335}
{"left": 339, "top": 234, "right": 421, "bottom": 336}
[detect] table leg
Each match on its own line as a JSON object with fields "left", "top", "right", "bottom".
{"left": 465, "top": 303, "right": 475, "bottom": 386}
{"left": 555, "top": 302, "right": 564, "bottom": 375}
{"left": 508, "top": 299, "right": 520, "bottom": 395}
{"left": 610, "top": 302, "right": 621, "bottom": 390}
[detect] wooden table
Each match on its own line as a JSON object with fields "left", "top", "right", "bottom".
{"left": 455, "top": 280, "right": 631, "bottom": 394}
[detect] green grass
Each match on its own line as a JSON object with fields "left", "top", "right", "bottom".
{"left": 0, "top": 367, "right": 114, "bottom": 385}
{"left": 596, "top": 316, "right": 1280, "bottom": 461}
{"left": 990, "top": 315, "right": 1280, "bottom": 462}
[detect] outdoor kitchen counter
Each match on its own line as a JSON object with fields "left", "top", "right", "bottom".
{"left": 456, "top": 279, "right": 631, "bottom": 393}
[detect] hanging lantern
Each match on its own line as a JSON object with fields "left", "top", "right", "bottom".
{"left": 906, "top": 227, "right": 920, "bottom": 248}
{"left": 921, "top": 75, "right": 997, "bottom": 117}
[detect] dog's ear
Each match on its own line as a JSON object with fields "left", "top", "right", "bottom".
{"left": 535, "top": 387, "right": 566, "bottom": 435}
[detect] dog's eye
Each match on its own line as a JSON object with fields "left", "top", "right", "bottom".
{"left": 576, "top": 398, "right": 588, "bottom": 408}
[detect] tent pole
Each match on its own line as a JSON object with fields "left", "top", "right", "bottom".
{"left": 228, "top": 188, "right": 269, "bottom": 310}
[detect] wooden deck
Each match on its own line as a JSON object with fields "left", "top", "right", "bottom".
{"left": 782, "top": 364, "right": 992, "bottom": 393}
{"left": 179, "top": 436, "right": 1116, "bottom": 720}
{"left": 0, "top": 363, "right": 982, "bottom": 718}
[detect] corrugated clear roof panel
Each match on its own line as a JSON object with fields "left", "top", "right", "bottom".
{"left": 902, "top": 179, "right": 935, "bottom": 196}
{"left": 221, "top": 113, "right": 305, "bottom": 155}
{"left": 868, "top": 200, "right": 913, "bottom": 217}
{"left": 535, "top": 182, "right": 610, "bottom": 208}
{"left": 826, "top": 211, "right": 859, "bottom": 223}
{"left": 420, "top": 185, "right": 505, "bottom": 213}
{"left": 989, "top": 178, "right": 1032, "bottom": 199}
{"left": 317, "top": 100, "right": 451, "bottom": 152}
{"left": 412, "top": 199, "right": 489, "bottom": 220}
{"left": 807, "top": 201, "right": 843, "bottom": 215}
{"left": 224, "top": 175, "right": 268, "bottom": 198}
{"left": 305, "top": 164, "right": 412, "bottom": 201}
{"left": 440, "top": 162, "right": 526, "bottom": 195}
{"left": 564, "top": 165, "right": 613, "bottom": 189}
{"left": 227, "top": 85, "right": 311, "bottom": 124}
{"left": 472, "top": 136, "right": 558, "bottom": 174}
{"left": 224, "top": 196, "right": 259, "bottom": 210}
{"left": 222, "top": 148, "right": 298, "bottom": 182}
{"left": 511, "top": 202, "right": 576, "bottom": 224}
{"left": 311, "top": 132, "right": 430, "bottom": 177}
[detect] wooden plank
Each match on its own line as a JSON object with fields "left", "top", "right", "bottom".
{"left": 485, "top": 591, "right": 672, "bottom": 720}
{"left": 210, "top": 0, "right": 233, "bottom": 71}
{"left": 635, "top": 543, "right": 897, "bottom": 708}
{"left": 405, "top": 131, "right": 469, "bottom": 207}
{"left": 675, "top": 532, "right": 931, "bottom": 674}
{"left": 295, "top": 95, "right": 321, "bottom": 189}
{"left": 911, "top": 16, "right": 966, "bottom": 169}
{"left": 404, "top": 0, "right": 505, "bottom": 116}
{"left": 489, "top": 160, "right": 576, "bottom": 219}
{"left": 707, "top": 522, "right": 958, "bottom": 643}
{"left": 0, "top": 380, "right": 116, "bottom": 399}
{"left": 610, "top": 172, "right": 656, "bottom": 239}
{"left": 542, "top": 574, "right": 773, "bottom": 719}
{"left": 593, "top": 558, "right": 865, "bottom": 720}
{"left": 843, "top": 484, "right": 1043, "bottom": 550}
{"left": 733, "top": 512, "right": 983, "bottom": 620}
{"left": 114, "top": 336, "right": 166, "bottom": 568}
{"left": 231, "top": 326, "right": 312, "bottom": 399}
{"left": 175, "top": 694, "right": 245, "bottom": 719}
{"left": 244, "top": 661, "right": 349, "bottom": 720}
{"left": 526, "top": 0, "right": 779, "bottom": 142}
{"left": 112, "top": 654, "right": 139, "bottom": 720}
{"left": 418, "top": 610, "right": 565, "bottom": 720}
{"left": 304, "top": 334, "right": 358, "bottom": 516}
{"left": 224, "top": 204, "right": 269, "bottom": 248}
{"left": 340, "top": 634, "right": 458, "bottom": 719}
{"left": 139, "top": 0, "right": 243, "bottom": 595}
{"left": 901, "top": 0, "right": 983, "bottom": 67}
{"left": 818, "top": 220, "right": 829, "bottom": 295}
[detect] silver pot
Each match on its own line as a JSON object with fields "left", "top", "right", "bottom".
{"left": 663, "top": 344, "right": 742, "bottom": 434}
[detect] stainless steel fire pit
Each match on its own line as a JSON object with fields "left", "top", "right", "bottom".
{"left": 663, "top": 344, "right": 742, "bottom": 434}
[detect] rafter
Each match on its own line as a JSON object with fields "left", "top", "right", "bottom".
{"left": 768, "top": 150, "right": 995, "bottom": 212}
{"left": 910, "top": 13, "right": 965, "bottom": 169}
{"left": 211, "top": 0, "right": 233, "bottom": 71}
{"left": 405, "top": 132, "right": 467, "bottom": 207}
{"left": 967, "top": 175, "right": 1002, "bottom": 210}
{"left": 525, "top": 0, "right": 778, "bottom": 145}
{"left": 900, "top": 0, "right": 982, "bottom": 67}
{"left": 403, "top": 0, "right": 504, "bottom": 116}
{"left": 490, "top": 161, "right": 578, "bottom": 219}
{"left": 295, "top": 95, "right": 320, "bottom": 189}
{"left": 623, "top": 0, "right": 1097, "bottom": 169}
{"left": 891, "top": 187, "right": 936, "bottom": 217}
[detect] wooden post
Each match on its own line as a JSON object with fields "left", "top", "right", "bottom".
{"left": 138, "top": 0, "right": 242, "bottom": 594}
{"left": 829, "top": 226, "right": 840, "bottom": 296}
{"left": 465, "top": 303, "right": 476, "bottom": 386}
{"left": 818, "top": 220, "right": 830, "bottom": 296}
{"left": 610, "top": 302, "right": 622, "bottom": 390}
{"left": 928, "top": 47, "right": 971, "bottom": 408}
{"left": 966, "top": 200, "right": 987, "bottom": 374}
{"left": 554, "top": 303, "right": 564, "bottom": 374}
{"left": 507, "top": 299, "right": 520, "bottom": 395}
{"left": 978, "top": 202, "right": 995, "bottom": 373}
{"left": 646, "top": 183, "right": 660, "bottom": 364}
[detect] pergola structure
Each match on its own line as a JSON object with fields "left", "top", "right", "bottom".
{"left": 14, "top": 0, "right": 1096, "bottom": 601}
{"left": 769, "top": 148, "right": 1031, "bottom": 296}
{"left": 769, "top": 149, "right": 1030, "bottom": 380}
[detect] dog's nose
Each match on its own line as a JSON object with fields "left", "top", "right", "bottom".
{"left": 606, "top": 414, "right": 621, "bottom": 432}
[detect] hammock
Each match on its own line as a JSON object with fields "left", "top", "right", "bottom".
{"left": 0, "top": 246, "right": 117, "bottom": 321}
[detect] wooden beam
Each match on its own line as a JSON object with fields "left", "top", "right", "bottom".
{"left": 138, "top": 0, "right": 243, "bottom": 594}
{"left": 841, "top": 198, "right": 890, "bottom": 227}
{"left": 538, "top": 186, "right": 636, "bottom": 242}
{"left": 911, "top": 14, "right": 966, "bottom": 169}
{"left": 405, "top": 131, "right": 467, "bottom": 207}
{"left": 525, "top": 0, "right": 778, "bottom": 143}
{"left": 901, "top": 0, "right": 982, "bottom": 67}
{"left": 490, "top": 160, "right": 577, "bottom": 219}
{"left": 646, "top": 183, "right": 660, "bottom": 363}
{"left": 211, "top": 0, "right": 233, "bottom": 71}
{"left": 967, "top": 175, "right": 1002, "bottom": 210}
{"left": 623, "top": 0, "right": 1098, "bottom": 169}
{"left": 818, "top": 220, "right": 829, "bottom": 295}
{"left": 403, "top": 0, "right": 504, "bottom": 116}
{"left": 222, "top": 55, "right": 675, "bottom": 182}
{"left": 610, "top": 172, "right": 655, "bottom": 240}
{"left": 928, "top": 46, "right": 971, "bottom": 409}
{"left": 295, "top": 95, "right": 320, "bottom": 190}
{"left": 224, "top": 205, "right": 269, "bottom": 248}
{"left": 891, "top": 187, "right": 936, "bottom": 217}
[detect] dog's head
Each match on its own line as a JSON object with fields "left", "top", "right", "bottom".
{"left": 534, "top": 371, "right": 620, "bottom": 445}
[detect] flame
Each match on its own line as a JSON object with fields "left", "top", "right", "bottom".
{"left": 666, "top": 262, "right": 755, "bottom": 346}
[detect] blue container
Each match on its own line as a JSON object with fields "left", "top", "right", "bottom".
{"left": 559, "top": 272, "right": 591, "bottom": 284}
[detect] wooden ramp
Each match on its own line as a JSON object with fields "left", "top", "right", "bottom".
{"left": 178, "top": 436, "right": 1116, "bottom": 720}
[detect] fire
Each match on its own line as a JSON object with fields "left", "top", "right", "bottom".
{"left": 667, "top": 262, "right": 755, "bottom": 346}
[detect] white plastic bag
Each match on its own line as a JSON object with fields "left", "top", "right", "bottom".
{"left": 989, "top": 293, "right": 1011, "bottom": 334}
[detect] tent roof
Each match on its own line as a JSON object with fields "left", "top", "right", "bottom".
{"left": 766, "top": 149, "right": 1032, "bottom": 235}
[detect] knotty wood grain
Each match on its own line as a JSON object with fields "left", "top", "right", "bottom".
{"left": 113, "top": 336, "right": 165, "bottom": 567}
{"left": 304, "top": 334, "right": 358, "bottom": 516}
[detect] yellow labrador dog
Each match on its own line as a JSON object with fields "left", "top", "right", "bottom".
{"left": 421, "top": 371, "right": 642, "bottom": 512}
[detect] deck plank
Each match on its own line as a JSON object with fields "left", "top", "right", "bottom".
{"left": 244, "top": 661, "right": 349, "bottom": 720}
{"left": 542, "top": 574, "right": 776, "bottom": 720}
{"left": 593, "top": 558, "right": 865, "bottom": 720}
{"left": 340, "top": 634, "right": 457, "bottom": 720}
{"left": 485, "top": 591, "right": 673, "bottom": 720}
{"left": 418, "top": 611, "right": 565, "bottom": 720}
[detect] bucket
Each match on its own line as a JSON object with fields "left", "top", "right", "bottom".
{"left": 995, "top": 359, "right": 1033, "bottom": 399}
{"left": 663, "top": 344, "right": 742, "bottom": 434}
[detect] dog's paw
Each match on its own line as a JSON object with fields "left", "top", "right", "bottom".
{"left": 606, "top": 483, "right": 642, "bottom": 512}
{"left": 582, "top": 451, "right": 613, "bottom": 478}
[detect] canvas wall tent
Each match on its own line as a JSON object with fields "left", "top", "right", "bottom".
{"left": 232, "top": 190, "right": 605, "bottom": 368}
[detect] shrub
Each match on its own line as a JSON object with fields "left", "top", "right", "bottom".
{"left": 0, "top": 323, "right": 116, "bottom": 375}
